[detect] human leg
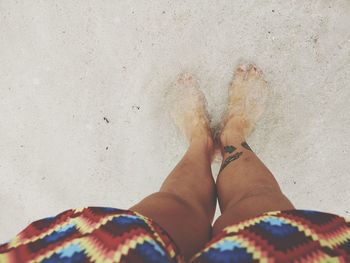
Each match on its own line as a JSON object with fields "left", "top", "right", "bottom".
{"left": 131, "top": 74, "right": 216, "bottom": 259}
{"left": 213, "top": 65, "right": 294, "bottom": 235}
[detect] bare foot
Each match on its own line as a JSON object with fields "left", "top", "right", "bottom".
{"left": 220, "top": 64, "right": 268, "bottom": 143}
{"left": 168, "top": 73, "right": 213, "bottom": 148}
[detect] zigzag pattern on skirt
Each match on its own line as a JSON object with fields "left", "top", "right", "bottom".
{"left": 1, "top": 208, "right": 350, "bottom": 262}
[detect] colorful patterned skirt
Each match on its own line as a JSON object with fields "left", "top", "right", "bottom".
{"left": 0, "top": 207, "right": 349, "bottom": 262}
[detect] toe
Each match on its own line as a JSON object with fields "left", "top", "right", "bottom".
{"left": 234, "top": 64, "right": 248, "bottom": 81}
{"left": 177, "top": 72, "right": 198, "bottom": 86}
{"left": 247, "top": 65, "right": 266, "bottom": 81}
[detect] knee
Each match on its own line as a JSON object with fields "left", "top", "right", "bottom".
{"left": 225, "top": 184, "right": 291, "bottom": 212}
{"left": 161, "top": 180, "right": 216, "bottom": 217}
{"left": 154, "top": 191, "right": 214, "bottom": 222}
{"left": 234, "top": 184, "right": 294, "bottom": 213}
{"left": 137, "top": 192, "right": 203, "bottom": 217}
{"left": 131, "top": 192, "right": 194, "bottom": 219}
{"left": 146, "top": 192, "right": 194, "bottom": 211}
{"left": 213, "top": 185, "right": 293, "bottom": 235}
{"left": 239, "top": 184, "right": 283, "bottom": 202}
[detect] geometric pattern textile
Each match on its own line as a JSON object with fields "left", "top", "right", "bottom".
{"left": 1, "top": 208, "right": 349, "bottom": 262}
{"left": 0, "top": 207, "right": 184, "bottom": 263}
{"left": 192, "top": 210, "right": 350, "bottom": 263}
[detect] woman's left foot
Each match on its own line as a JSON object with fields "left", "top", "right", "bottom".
{"left": 220, "top": 64, "right": 268, "bottom": 144}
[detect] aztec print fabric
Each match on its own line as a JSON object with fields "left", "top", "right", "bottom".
{"left": 0, "top": 207, "right": 184, "bottom": 263}
{"left": 0, "top": 208, "right": 350, "bottom": 262}
{"left": 191, "top": 210, "right": 350, "bottom": 262}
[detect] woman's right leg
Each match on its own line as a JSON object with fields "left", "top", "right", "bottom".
{"left": 131, "top": 74, "right": 216, "bottom": 260}
{"left": 213, "top": 65, "right": 294, "bottom": 235}
{"left": 131, "top": 135, "right": 216, "bottom": 260}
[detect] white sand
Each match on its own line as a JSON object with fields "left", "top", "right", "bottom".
{"left": 0, "top": 1, "right": 350, "bottom": 241}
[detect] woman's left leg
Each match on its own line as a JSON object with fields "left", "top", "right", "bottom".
{"left": 131, "top": 74, "right": 216, "bottom": 260}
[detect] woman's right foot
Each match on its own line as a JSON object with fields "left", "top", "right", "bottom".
{"left": 220, "top": 64, "right": 268, "bottom": 144}
{"left": 169, "top": 73, "right": 214, "bottom": 153}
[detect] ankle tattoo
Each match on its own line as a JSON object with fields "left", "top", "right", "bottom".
{"left": 219, "top": 151, "right": 243, "bottom": 173}
{"left": 223, "top": 145, "right": 236, "bottom": 153}
{"left": 219, "top": 142, "right": 253, "bottom": 173}
{"left": 241, "top": 141, "right": 253, "bottom": 151}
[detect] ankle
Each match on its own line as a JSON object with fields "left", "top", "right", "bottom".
{"left": 220, "top": 119, "right": 247, "bottom": 146}
{"left": 190, "top": 133, "right": 214, "bottom": 154}
{"left": 220, "top": 130, "right": 245, "bottom": 147}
